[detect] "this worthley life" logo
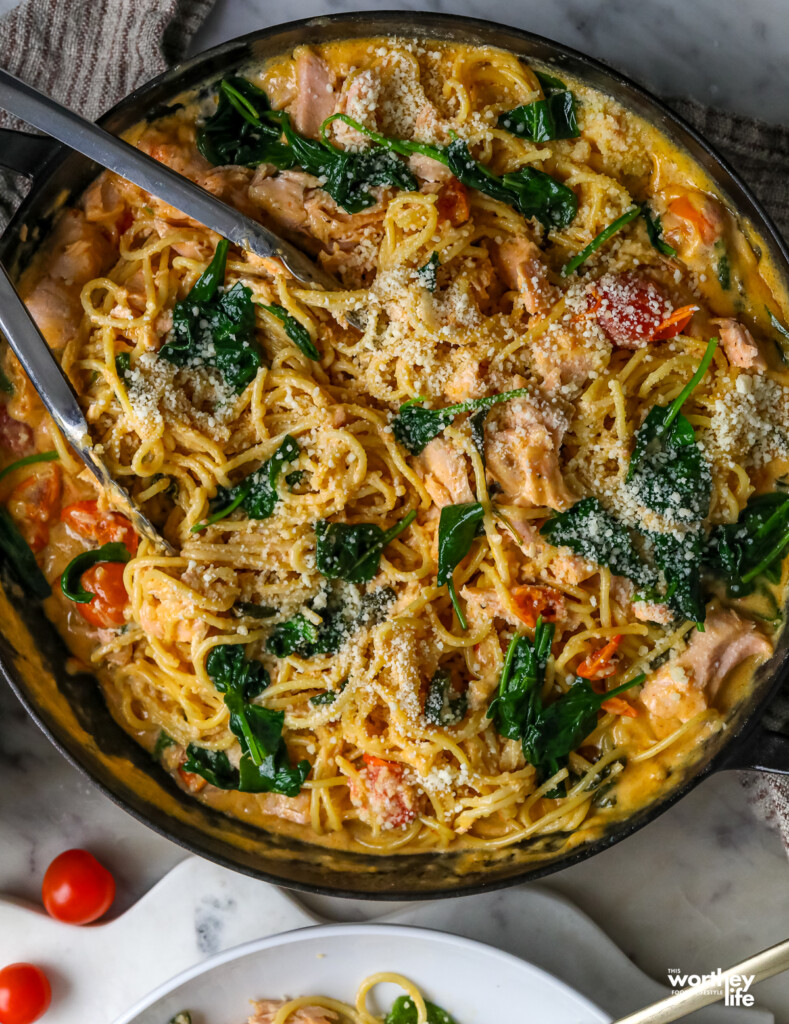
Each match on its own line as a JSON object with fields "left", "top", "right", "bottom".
{"left": 667, "top": 968, "right": 756, "bottom": 1007}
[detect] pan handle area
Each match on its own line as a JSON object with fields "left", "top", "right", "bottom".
{"left": 718, "top": 725, "right": 789, "bottom": 773}
{"left": 0, "top": 127, "right": 59, "bottom": 179}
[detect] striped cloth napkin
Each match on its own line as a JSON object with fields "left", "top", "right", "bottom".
{"left": 0, "top": 0, "right": 787, "bottom": 852}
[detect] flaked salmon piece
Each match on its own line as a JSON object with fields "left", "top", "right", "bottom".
{"left": 443, "top": 357, "right": 488, "bottom": 402}
{"left": 197, "top": 165, "right": 258, "bottom": 219}
{"left": 417, "top": 437, "right": 475, "bottom": 508}
{"left": 640, "top": 608, "right": 772, "bottom": 723}
{"left": 137, "top": 575, "right": 208, "bottom": 644}
{"left": 333, "top": 69, "right": 381, "bottom": 147}
{"left": 408, "top": 151, "right": 453, "bottom": 182}
{"left": 468, "top": 631, "right": 505, "bottom": 708}
{"left": 713, "top": 318, "right": 767, "bottom": 370}
{"left": 138, "top": 129, "right": 211, "bottom": 180}
{"left": 550, "top": 551, "right": 596, "bottom": 586}
{"left": 250, "top": 1001, "right": 338, "bottom": 1024}
{"left": 260, "top": 791, "right": 311, "bottom": 825}
{"left": 0, "top": 404, "right": 34, "bottom": 455}
{"left": 291, "top": 47, "right": 337, "bottom": 137}
{"left": 485, "top": 394, "right": 574, "bottom": 511}
{"left": 349, "top": 759, "right": 418, "bottom": 829}
{"left": 496, "top": 236, "right": 557, "bottom": 315}
{"left": 530, "top": 318, "right": 611, "bottom": 392}
{"left": 499, "top": 737, "right": 526, "bottom": 772}
{"left": 633, "top": 600, "right": 674, "bottom": 625}
{"left": 249, "top": 168, "right": 320, "bottom": 239}
{"left": 23, "top": 209, "right": 115, "bottom": 349}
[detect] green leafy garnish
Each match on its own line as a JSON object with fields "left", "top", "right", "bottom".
{"left": 523, "top": 673, "right": 644, "bottom": 782}
{"left": 768, "top": 310, "right": 789, "bottom": 364}
{"left": 498, "top": 73, "right": 579, "bottom": 142}
{"left": 626, "top": 337, "right": 718, "bottom": 523}
{"left": 310, "top": 678, "right": 348, "bottom": 706}
{"left": 0, "top": 506, "right": 50, "bottom": 599}
{"left": 651, "top": 528, "right": 706, "bottom": 622}
{"left": 260, "top": 303, "right": 320, "bottom": 361}
{"left": 159, "top": 239, "right": 264, "bottom": 394}
{"left": 436, "top": 501, "right": 485, "bottom": 630}
{"left": 424, "top": 669, "right": 467, "bottom": 726}
{"left": 540, "top": 497, "right": 655, "bottom": 588}
{"left": 197, "top": 77, "right": 294, "bottom": 168}
{"left": 314, "top": 510, "right": 416, "bottom": 583}
{"left": 417, "top": 252, "right": 439, "bottom": 292}
{"left": 205, "top": 643, "right": 309, "bottom": 795}
{"left": 193, "top": 435, "right": 299, "bottom": 531}
{"left": 561, "top": 205, "right": 640, "bottom": 276}
{"left": 60, "top": 541, "right": 130, "bottom": 603}
{"left": 285, "top": 469, "right": 305, "bottom": 489}
{"left": 0, "top": 449, "right": 58, "bottom": 485}
{"left": 386, "top": 996, "right": 456, "bottom": 1024}
{"left": 705, "top": 492, "right": 789, "bottom": 597}
{"left": 153, "top": 731, "right": 175, "bottom": 761}
{"left": 324, "top": 114, "right": 578, "bottom": 230}
{"left": 0, "top": 366, "right": 13, "bottom": 393}
{"left": 640, "top": 204, "right": 677, "bottom": 257}
{"left": 716, "top": 252, "right": 730, "bottom": 290}
{"left": 167, "top": 1013, "right": 192, "bottom": 1024}
{"left": 392, "top": 387, "right": 529, "bottom": 455}
{"left": 234, "top": 601, "right": 277, "bottom": 619}
{"left": 486, "top": 618, "right": 554, "bottom": 740}
{"left": 268, "top": 586, "right": 395, "bottom": 659}
{"left": 115, "top": 351, "right": 130, "bottom": 377}
{"left": 182, "top": 744, "right": 238, "bottom": 789}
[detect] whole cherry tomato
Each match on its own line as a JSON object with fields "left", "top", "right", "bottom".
{"left": 74, "top": 561, "right": 129, "bottom": 629}
{"left": 41, "top": 849, "right": 115, "bottom": 925}
{"left": 0, "top": 963, "right": 51, "bottom": 1024}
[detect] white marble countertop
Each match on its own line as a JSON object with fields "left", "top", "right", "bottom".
{"left": 2, "top": 0, "right": 789, "bottom": 1020}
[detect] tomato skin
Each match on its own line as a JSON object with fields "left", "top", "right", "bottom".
{"left": 6, "top": 466, "right": 61, "bottom": 552}
{"left": 436, "top": 179, "right": 470, "bottom": 226}
{"left": 41, "top": 849, "right": 115, "bottom": 925}
{"left": 61, "top": 500, "right": 138, "bottom": 555}
{"left": 594, "top": 271, "right": 670, "bottom": 348}
{"left": 74, "top": 561, "right": 128, "bottom": 628}
{"left": 0, "top": 963, "right": 51, "bottom": 1024}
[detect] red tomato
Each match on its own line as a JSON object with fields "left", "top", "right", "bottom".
{"left": 594, "top": 271, "right": 670, "bottom": 348}
{"left": 60, "top": 499, "right": 139, "bottom": 555}
{"left": 436, "top": 178, "right": 471, "bottom": 226}
{"left": 511, "top": 584, "right": 565, "bottom": 628}
{"left": 41, "top": 849, "right": 115, "bottom": 925}
{"left": 0, "top": 963, "right": 51, "bottom": 1024}
{"left": 6, "top": 466, "right": 61, "bottom": 552}
{"left": 74, "top": 562, "right": 129, "bottom": 628}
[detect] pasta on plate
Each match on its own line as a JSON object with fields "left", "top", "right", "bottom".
{"left": 2, "top": 36, "right": 789, "bottom": 856}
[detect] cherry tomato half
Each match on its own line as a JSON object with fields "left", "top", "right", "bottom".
{"left": 0, "top": 963, "right": 51, "bottom": 1024}
{"left": 41, "top": 849, "right": 115, "bottom": 925}
{"left": 60, "top": 499, "right": 139, "bottom": 555}
{"left": 75, "top": 561, "right": 129, "bottom": 629}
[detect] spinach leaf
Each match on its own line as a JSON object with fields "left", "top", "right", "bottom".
{"left": 561, "top": 205, "right": 640, "bottom": 276}
{"left": 716, "top": 252, "right": 731, "bottom": 290}
{"left": 193, "top": 434, "right": 299, "bottom": 531}
{"left": 153, "top": 730, "right": 175, "bottom": 761}
{"left": 115, "top": 351, "right": 130, "bottom": 377}
{"left": 234, "top": 601, "right": 277, "bottom": 619}
{"left": 182, "top": 744, "right": 238, "bottom": 788}
{"left": 705, "top": 492, "right": 789, "bottom": 597}
{"left": 651, "top": 528, "right": 706, "bottom": 622}
{"left": 436, "top": 501, "right": 485, "bottom": 630}
{"left": 0, "top": 366, "right": 13, "bottom": 393}
{"left": 197, "top": 76, "right": 293, "bottom": 168}
{"left": 0, "top": 449, "right": 58, "bottom": 485}
{"left": 205, "top": 643, "right": 309, "bottom": 796}
{"left": 159, "top": 239, "right": 264, "bottom": 394}
{"left": 498, "top": 74, "right": 579, "bottom": 142}
{"left": 268, "top": 585, "right": 396, "bottom": 658}
{"left": 324, "top": 114, "right": 578, "bottom": 230}
{"left": 769, "top": 310, "right": 789, "bottom": 365}
{"left": 640, "top": 204, "right": 677, "bottom": 258}
{"left": 314, "top": 510, "right": 416, "bottom": 583}
{"left": 386, "top": 996, "right": 456, "bottom": 1024}
{"left": 469, "top": 408, "right": 487, "bottom": 469}
{"left": 486, "top": 618, "right": 554, "bottom": 740}
{"left": 310, "top": 678, "right": 348, "bottom": 706}
{"left": 417, "top": 252, "right": 439, "bottom": 292}
{"left": 61, "top": 541, "right": 131, "bottom": 603}
{"left": 626, "top": 337, "right": 717, "bottom": 523}
{"left": 0, "top": 506, "right": 50, "bottom": 599}
{"left": 524, "top": 673, "right": 644, "bottom": 782}
{"left": 540, "top": 497, "right": 655, "bottom": 588}
{"left": 424, "top": 670, "right": 467, "bottom": 726}
{"left": 392, "top": 387, "right": 529, "bottom": 455}
{"left": 285, "top": 469, "right": 305, "bottom": 489}
{"left": 260, "top": 303, "right": 320, "bottom": 361}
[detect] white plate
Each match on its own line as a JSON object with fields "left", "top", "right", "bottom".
{"left": 111, "top": 923, "right": 609, "bottom": 1024}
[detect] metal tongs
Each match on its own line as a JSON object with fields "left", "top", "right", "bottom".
{"left": 0, "top": 69, "right": 359, "bottom": 551}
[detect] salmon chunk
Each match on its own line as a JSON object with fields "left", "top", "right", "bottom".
{"left": 496, "top": 236, "right": 557, "bottom": 315}
{"left": 249, "top": 1001, "right": 338, "bottom": 1024}
{"left": 417, "top": 437, "right": 475, "bottom": 507}
{"left": 713, "top": 318, "right": 767, "bottom": 370}
{"left": 349, "top": 758, "right": 418, "bottom": 829}
{"left": 290, "top": 48, "right": 337, "bottom": 137}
